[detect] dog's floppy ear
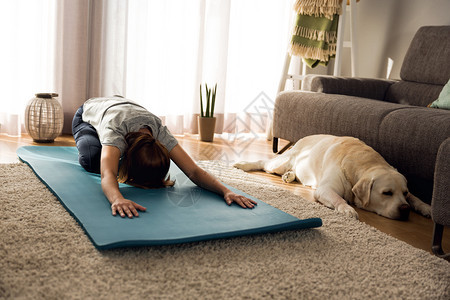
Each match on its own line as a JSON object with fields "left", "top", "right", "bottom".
{"left": 352, "top": 177, "right": 374, "bottom": 207}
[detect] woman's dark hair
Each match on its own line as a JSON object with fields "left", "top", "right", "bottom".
{"left": 118, "top": 132, "right": 174, "bottom": 188}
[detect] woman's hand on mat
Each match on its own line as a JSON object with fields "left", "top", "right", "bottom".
{"left": 224, "top": 192, "right": 257, "bottom": 209}
{"left": 111, "top": 198, "right": 147, "bottom": 218}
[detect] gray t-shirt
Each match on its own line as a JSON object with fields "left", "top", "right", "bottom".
{"left": 82, "top": 97, "right": 178, "bottom": 156}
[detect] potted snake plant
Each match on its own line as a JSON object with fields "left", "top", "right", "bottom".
{"left": 198, "top": 83, "right": 217, "bottom": 142}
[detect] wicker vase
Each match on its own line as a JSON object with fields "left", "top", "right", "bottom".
{"left": 25, "top": 93, "right": 64, "bottom": 143}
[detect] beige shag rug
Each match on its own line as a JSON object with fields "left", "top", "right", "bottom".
{"left": 0, "top": 161, "right": 449, "bottom": 299}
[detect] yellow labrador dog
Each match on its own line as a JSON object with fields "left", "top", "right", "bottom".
{"left": 234, "top": 134, "right": 431, "bottom": 220}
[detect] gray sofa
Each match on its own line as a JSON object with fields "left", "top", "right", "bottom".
{"left": 272, "top": 26, "right": 450, "bottom": 258}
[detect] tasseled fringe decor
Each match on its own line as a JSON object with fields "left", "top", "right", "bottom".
{"left": 290, "top": 43, "right": 337, "bottom": 63}
{"left": 292, "top": 25, "right": 337, "bottom": 43}
{"left": 293, "top": 0, "right": 342, "bottom": 20}
{"left": 290, "top": 0, "right": 342, "bottom": 68}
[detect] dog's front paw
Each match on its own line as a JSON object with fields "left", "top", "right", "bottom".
{"left": 417, "top": 203, "right": 432, "bottom": 218}
{"left": 336, "top": 203, "right": 359, "bottom": 220}
{"left": 406, "top": 193, "right": 432, "bottom": 218}
{"left": 282, "top": 171, "right": 296, "bottom": 183}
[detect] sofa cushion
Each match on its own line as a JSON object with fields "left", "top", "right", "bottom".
{"left": 429, "top": 79, "right": 450, "bottom": 110}
{"left": 378, "top": 107, "right": 450, "bottom": 180}
{"left": 400, "top": 26, "right": 450, "bottom": 85}
{"left": 385, "top": 81, "right": 443, "bottom": 107}
{"left": 273, "top": 91, "right": 410, "bottom": 149}
{"left": 303, "top": 75, "right": 395, "bottom": 100}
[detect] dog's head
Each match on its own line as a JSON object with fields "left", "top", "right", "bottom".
{"left": 352, "top": 169, "right": 410, "bottom": 220}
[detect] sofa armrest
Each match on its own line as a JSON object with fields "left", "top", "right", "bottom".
{"left": 302, "top": 75, "right": 396, "bottom": 101}
{"left": 432, "top": 137, "right": 450, "bottom": 227}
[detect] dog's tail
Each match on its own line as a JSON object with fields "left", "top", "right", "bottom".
{"left": 233, "top": 160, "right": 265, "bottom": 172}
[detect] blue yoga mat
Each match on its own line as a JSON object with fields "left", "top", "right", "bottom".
{"left": 17, "top": 146, "right": 322, "bottom": 249}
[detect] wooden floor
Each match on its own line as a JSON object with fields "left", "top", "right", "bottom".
{"left": 1, "top": 133, "right": 449, "bottom": 257}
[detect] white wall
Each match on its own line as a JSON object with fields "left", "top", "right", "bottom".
{"left": 340, "top": 0, "right": 450, "bottom": 79}
{"left": 304, "top": 0, "right": 450, "bottom": 79}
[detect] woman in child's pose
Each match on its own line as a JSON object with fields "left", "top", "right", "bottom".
{"left": 72, "top": 96, "right": 256, "bottom": 218}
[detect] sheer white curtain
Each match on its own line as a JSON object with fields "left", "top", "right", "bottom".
{"left": 0, "top": 0, "right": 56, "bottom": 136}
{"left": 225, "top": 0, "right": 294, "bottom": 134}
{"left": 0, "top": 0, "right": 294, "bottom": 136}
{"left": 54, "top": 0, "right": 129, "bottom": 133}
{"left": 125, "top": 0, "right": 294, "bottom": 135}
{"left": 125, "top": 0, "right": 211, "bottom": 134}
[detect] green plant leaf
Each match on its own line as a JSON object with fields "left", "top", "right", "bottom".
{"left": 199, "top": 84, "right": 204, "bottom": 117}
{"left": 205, "top": 84, "right": 211, "bottom": 118}
{"left": 211, "top": 83, "right": 217, "bottom": 118}
{"left": 199, "top": 82, "right": 218, "bottom": 118}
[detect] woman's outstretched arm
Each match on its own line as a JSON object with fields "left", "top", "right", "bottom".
{"left": 169, "top": 144, "right": 257, "bottom": 208}
{"left": 100, "top": 145, "right": 146, "bottom": 218}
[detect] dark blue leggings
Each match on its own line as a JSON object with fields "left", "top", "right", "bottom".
{"left": 72, "top": 106, "right": 102, "bottom": 174}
